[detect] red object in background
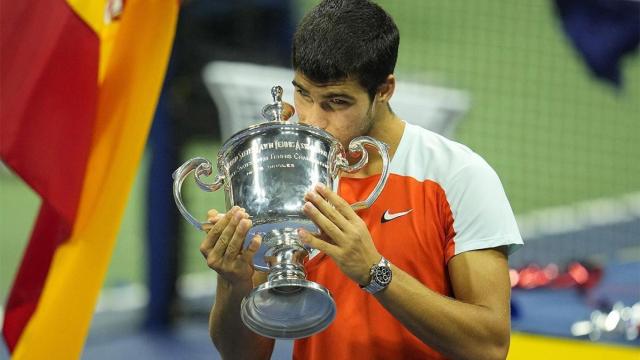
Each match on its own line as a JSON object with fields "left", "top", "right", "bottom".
{"left": 549, "top": 261, "right": 603, "bottom": 290}
{"left": 511, "top": 261, "right": 603, "bottom": 290}
{"left": 514, "top": 263, "right": 559, "bottom": 289}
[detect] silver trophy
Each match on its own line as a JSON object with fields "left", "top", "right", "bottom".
{"left": 173, "top": 86, "right": 390, "bottom": 339}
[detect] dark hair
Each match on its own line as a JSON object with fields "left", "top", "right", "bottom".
{"left": 292, "top": 0, "right": 400, "bottom": 99}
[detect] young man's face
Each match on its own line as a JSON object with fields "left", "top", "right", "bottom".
{"left": 292, "top": 71, "right": 377, "bottom": 149}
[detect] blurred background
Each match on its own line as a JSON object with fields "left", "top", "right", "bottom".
{"left": 1, "top": 0, "right": 639, "bottom": 358}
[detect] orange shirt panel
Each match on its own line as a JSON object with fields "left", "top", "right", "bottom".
{"left": 293, "top": 174, "right": 456, "bottom": 360}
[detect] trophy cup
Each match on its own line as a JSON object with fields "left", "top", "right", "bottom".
{"left": 173, "top": 86, "right": 390, "bottom": 339}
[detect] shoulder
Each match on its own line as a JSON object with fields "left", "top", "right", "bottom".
{"left": 386, "top": 123, "right": 523, "bottom": 258}
{"left": 391, "top": 122, "right": 493, "bottom": 187}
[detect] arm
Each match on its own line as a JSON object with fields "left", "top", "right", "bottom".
{"left": 373, "top": 247, "right": 511, "bottom": 360}
{"left": 210, "top": 271, "right": 274, "bottom": 360}
{"left": 201, "top": 207, "right": 274, "bottom": 360}
{"left": 299, "top": 183, "right": 511, "bottom": 360}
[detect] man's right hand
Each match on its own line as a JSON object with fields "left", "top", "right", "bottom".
{"left": 200, "top": 206, "right": 262, "bottom": 286}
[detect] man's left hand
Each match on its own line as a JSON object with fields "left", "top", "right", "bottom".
{"left": 299, "top": 183, "right": 381, "bottom": 285}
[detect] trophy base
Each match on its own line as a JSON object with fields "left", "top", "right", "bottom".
{"left": 240, "top": 278, "right": 336, "bottom": 339}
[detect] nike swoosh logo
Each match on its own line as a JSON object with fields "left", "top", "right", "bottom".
{"left": 381, "top": 209, "right": 413, "bottom": 223}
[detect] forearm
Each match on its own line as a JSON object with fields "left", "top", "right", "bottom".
{"left": 210, "top": 276, "right": 274, "bottom": 360}
{"left": 374, "top": 266, "right": 510, "bottom": 360}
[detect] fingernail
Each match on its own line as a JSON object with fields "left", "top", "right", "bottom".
{"left": 315, "top": 183, "right": 326, "bottom": 191}
{"left": 250, "top": 235, "right": 262, "bottom": 250}
{"left": 303, "top": 202, "right": 314, "bottom": 211}
{"left": 297, "top": 228, "right": 308, "bottom": 239}
{"left": 234, "top": 212, "right": 243, "bottom": 221}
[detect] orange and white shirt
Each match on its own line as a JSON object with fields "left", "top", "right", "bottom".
{"left": 293, "top": 122, "right": 523, "bottom": 359}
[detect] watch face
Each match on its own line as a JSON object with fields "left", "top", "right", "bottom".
{"left": 375, "top": 266, "right": 392, "bottom": 286}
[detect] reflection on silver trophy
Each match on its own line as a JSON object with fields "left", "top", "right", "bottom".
{"left": 172, "top": 86, "right": 390, "bottom": 339}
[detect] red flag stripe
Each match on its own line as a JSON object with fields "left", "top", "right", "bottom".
{"left": 1, "top": 204, "right": 69, "bottom": 350}
{"left": 0, "top": 0, "right": 98, "bottom": 222}
{"left": 0, "top": 0, "right": 98, "bottom": 351}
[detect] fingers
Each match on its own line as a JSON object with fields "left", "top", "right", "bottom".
{"left": 298, "top": 228, "right": 338, "bottom": 257}
{"left": 303, "top": 183, "right": 360, "bottom": 242}
{"left": 314, "top": 183, "right": 359, "bottom": 221}
{"left": 211, "top": 209, "right": 248, "bottom": 259}
{"left": 223, "top": 218, "right": 252, "bottom": 259}
{"left": 303, "top": 199, "right": 345, "bottom": 242}
{"left": 304, "top": 191, "right": 350, "bottom": 232}
{"left": 241, "top": 234, "right": 263, "bottom": 263}
{"left": 200, "top": 207, "right": 237, "bottom": 258}
{"left": 201, "top": 209, "right": 224, "bottom": 232}
{"left": 207, "top": 209, "right": 224, "bottom": 222}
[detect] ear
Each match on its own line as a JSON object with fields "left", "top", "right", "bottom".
{"left": 377, "top": 74, "right": 396, "bottom": 103}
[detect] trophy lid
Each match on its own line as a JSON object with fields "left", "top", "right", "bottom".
{"left": 217, "top": 86, "right": 344, "bottom": 161}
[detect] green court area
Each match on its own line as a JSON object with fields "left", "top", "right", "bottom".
{"left": 2, "top": 0, "right": 639, "bottom": 298}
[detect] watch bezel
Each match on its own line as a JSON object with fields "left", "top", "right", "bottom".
{"left": 362, "top": 257, "right": 392, "bottom": 294}
{"left": 373, "top": 264, "right": 392, "bottom": 286}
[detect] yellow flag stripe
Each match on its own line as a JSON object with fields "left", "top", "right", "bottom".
{"left": 509, "top": 332, "right": 639, "bottom": 359}
{"left": 66, "top": 0, "right": 105, "bottom": 35}
{"left": 12, "top": 0, "right": 178, "bottom": 358}
{"left": 65, "top": 0, "right": 122, "bottom": 81}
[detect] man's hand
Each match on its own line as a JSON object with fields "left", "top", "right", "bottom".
{"left": 200, "top": 206, "right": 262, "bottom": 286}
{"left": 299, "top": 183, "right": 381, "bottom": 285}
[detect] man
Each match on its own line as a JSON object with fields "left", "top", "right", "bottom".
{"left": 199, "top": 1, "right": 523, "bottom": 359}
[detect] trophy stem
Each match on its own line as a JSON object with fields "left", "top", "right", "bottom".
{"left": 265, "top": 237, "right": 309, "bottom": 293}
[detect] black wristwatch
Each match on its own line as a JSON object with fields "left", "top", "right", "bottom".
{"left": 361, "top": 257, "right": 392, "bottom": 294}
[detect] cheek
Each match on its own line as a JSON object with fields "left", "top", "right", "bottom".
{"left": 339, "top": 107, "right": 370, "bottom": 132}
{"left": 329, "top": 111, "right": 368, "bottom": 145}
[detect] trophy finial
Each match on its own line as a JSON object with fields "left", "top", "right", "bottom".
{"left": 262, "top": 85, "right": 286, "bottom": 122}
{"left": 272, "top": 86, "right": 283, "bottom": 103}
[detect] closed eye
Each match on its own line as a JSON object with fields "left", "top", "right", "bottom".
{"left": 295, "top": 88, "right": 313, "bottom": 100}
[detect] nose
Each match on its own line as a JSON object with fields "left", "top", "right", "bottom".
{"left": 298, "top": 103, "right": 328, "bottom": 129}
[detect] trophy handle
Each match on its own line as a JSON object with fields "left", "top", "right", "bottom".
{"left": 337, "top": 136, "right": 390, "bottom": 211}
{"left": 172, "top": 157, "right": 224, "bottom": 231}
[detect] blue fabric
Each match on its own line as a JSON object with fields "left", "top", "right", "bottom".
{"left": 145, "top": 56, "right": 181, "bottom": 330}
{"left": 554, "top": 0, "right": 640, "bottom": 87}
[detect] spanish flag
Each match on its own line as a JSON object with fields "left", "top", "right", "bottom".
{"left": 0, "top": 0, "right": 178, "bottom": 358}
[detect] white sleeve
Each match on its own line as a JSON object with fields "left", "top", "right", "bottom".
{"left": 444, "top": 155, "right": 523, "bottom": 258}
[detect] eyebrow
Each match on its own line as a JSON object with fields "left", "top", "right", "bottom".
{"left": 291, "top": 80, "right": 307, "bottom": 92}
{"left": 291, "top": 80, "right": 357, "bottom": 102}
